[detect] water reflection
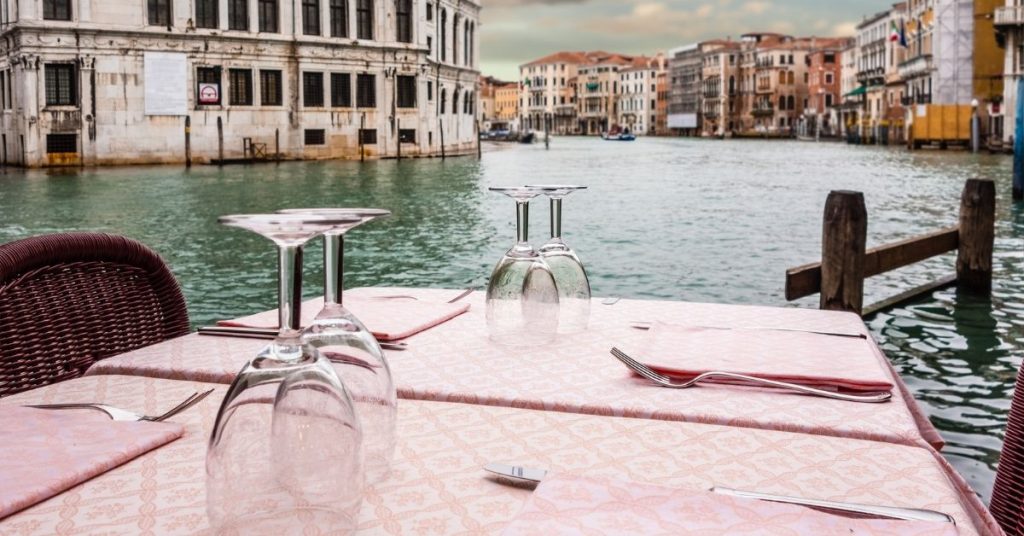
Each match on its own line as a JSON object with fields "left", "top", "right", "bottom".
{"left": 0, "top": 138, "right": 1021, "bottom": 501}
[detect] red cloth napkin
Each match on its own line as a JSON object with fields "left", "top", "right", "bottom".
{"left": 218, "top": 295, "right": 470, "bottom": 341}
{"left": 0, "top": 407, "right": 184, "bottom": 519}
{"left": 502, "top": 475, "right": 958, "bottom": 535}
{"left": 632, "top": 322, "right": 894, "bottom": 393}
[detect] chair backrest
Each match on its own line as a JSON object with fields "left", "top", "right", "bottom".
{"left": 0, "top": 233, "right": 189, "bottom": 396}
{"left": 992, "top": 369, "right": 1024, "bottom": 534}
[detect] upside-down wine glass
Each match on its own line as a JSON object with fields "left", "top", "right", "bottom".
{"left": 278, "top": 207, "right": 396, "bottom": 484}
{"left": 528, "top": 185, "right": 591, "bottom": 333}
{"left": 486, "top": 187, "right": 560, "bottom": 346}
{"left": 207, "top": 213, "right": 364, "bottom": 535}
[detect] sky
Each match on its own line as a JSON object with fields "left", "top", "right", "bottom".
{"left": 479, "top": 0, "right": 894, "bottom": 80}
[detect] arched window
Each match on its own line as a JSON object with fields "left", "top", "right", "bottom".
{"left": 463, "top": 21, "right": 469, "bottom": 66}
{"left": 787, "top": 95, "right": 795, "bottom": 110}
{"left": 452, "top": 90, "right": 459, "bottom": 114}
{"left": 440, "top": 10, "right": 447, "bottom": 62}
{"left": 778, "top": 96, "right": 785, "bottom": 110}
{"left": 452, "top": 14, "right": 460, "bottom": 65}
{"left": 728, "top": 75, "right": 735, "bottom": 94}
{"left": 468, "top": 23, "right": 474, "bottom": 65}
{"left": 395, "top": 0, "right": 412, "bottom": 43}
{"left": 440, "top": 88, "right": 447, "bottom": 114}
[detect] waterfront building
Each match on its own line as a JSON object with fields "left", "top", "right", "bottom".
{"left": 802, "top": 38, "right": 851, "bottom": 138}
{"left": 667, "top": 44, "right": 702, "bottom": 136}
{"left": 699, "top": 40, "right": 740, "bottom": 137}
{"left": 750, "top": 37, "right": 813, "bottom": 135}
{"left": 996, "top": 0, "right": 1024, "bottom": 146}
{"left": 576, "top": 52, "right": 633, "bottom": 134}
{"left": 655, "top": 69, "right": 668, "bottom": 134}
{"left": 900, "top": 0, "right": 1003, "bottom": 146}
{"left": 479, "top": 76, "right": 500, "bottom": 131}
{"left": 494, "top": 80, "right": 519, "bottom": 132}
{"left": 839, "top": 38, "right": 861, "bottom": 139}
{"left": 617, "top": 53, "right": 664, "bottom": 135}
{"left": 0, "top": 0, "right": 480, "bottom": 167}
{"left": 735, "top": 32, "right": 791, "bottom": 134}
{"left": 856, "top": 7, "right": 907, "bottom": 144}
{"left": 519, "top": 51, "right": 583, "bottom": 134}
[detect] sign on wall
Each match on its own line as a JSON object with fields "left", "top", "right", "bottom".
{"left": 668, "top": 114, "right": 698, "bottom": 129}
{"left": 198, "top": 83, "right": 220, "bottom": 105}
{"left": 144, "top": 52, "right": 188, "bottom": 116}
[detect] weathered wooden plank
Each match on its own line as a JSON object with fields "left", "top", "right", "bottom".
{"left": 862, "top": 274, "right": 958, "bottom": 317}
{"left": 863, "top": 226, "right": 960, "bottom": 278}
{"left": 956, "top": 179, "right": 996, "bottom": 294}
{"left": 820, "top": 191, "right": 867, "bottom": 314}
{"left": 785, "top": 226, "right": 960, "bottom": 301}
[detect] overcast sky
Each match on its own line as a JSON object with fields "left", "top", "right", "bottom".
{"left": 479, "top": 0, "right": 893, "bottom": 80}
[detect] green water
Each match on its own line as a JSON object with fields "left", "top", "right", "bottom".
{"left": 1, "top": 137, "right": 1021, "bottom": 500}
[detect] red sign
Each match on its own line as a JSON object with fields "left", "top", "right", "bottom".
{"left": 198, "top": 83, "right": 220, "bottom": 104}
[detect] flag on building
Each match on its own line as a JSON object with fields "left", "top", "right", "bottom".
{"left": 890, "top": 19, "right": 909, "bottom": 48}
{"left": 899, "top": 19, "right": 908, "bottom": 48}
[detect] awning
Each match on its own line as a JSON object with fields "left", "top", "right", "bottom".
{"left": 844, "top": 86, "right": 867, "bottom": 97}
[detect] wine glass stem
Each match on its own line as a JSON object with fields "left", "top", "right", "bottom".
{"left": 516, "top": 200, "right": 530, "bottom": 245}
{"left": 278, "top": 244, "right": 303, "bottom": 338}
{"left": 549, "top": 198, "right": 562, "bottom": 239}
{"left": 324, "top": 233, "right": 345, "bottom": 306}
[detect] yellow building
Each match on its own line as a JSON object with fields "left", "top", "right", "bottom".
{"left": 494, "top": 83, "right": 520, "bottom": 131}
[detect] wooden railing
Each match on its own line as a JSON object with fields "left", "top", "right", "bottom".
{"left": 786, "top": 179, "right": 995, "bottom": 315}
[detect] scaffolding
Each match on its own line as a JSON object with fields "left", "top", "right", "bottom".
{"left": 933, "top": 0, "right": 973, "bottom": 104}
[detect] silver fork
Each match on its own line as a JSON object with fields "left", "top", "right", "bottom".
{"left": 25, "top": 389, "right": 216, "bottom": 422}
{"left": 609, "top": 348, "right": 892, "bottom": 403}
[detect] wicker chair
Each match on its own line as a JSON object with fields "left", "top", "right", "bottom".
{"left": 0, "top": 233, "right": 189, "bottom": 397}
{"left": 992, "top": 368, "right": 1024, "bottom": 534}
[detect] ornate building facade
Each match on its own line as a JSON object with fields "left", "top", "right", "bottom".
{"left": 0, "top": 0, "right": 479, "bottom": 167}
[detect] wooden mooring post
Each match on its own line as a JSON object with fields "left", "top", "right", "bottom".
{"left": 786, "top": 179, "right": 996, "bottom": 316}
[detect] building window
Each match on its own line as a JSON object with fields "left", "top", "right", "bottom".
{"left": 440, "top": 10, "right": 447, "bottom": 61}
{"left": 44, "top": 64, "right": 76, "bottom": 106}
{"left": 396, "top": 0, "right": 412, "bottom": 43}
{"left": 196, "top": 67, "right": 222, "bottom": 105}
{"left": 426, "top": 2, "right": 433, "bottom": 20}
{"left": 303, "top": 72, "right": 324, "bottom": 107}
{"left": 148, "top": 0, "right": 171, "bottom": 26}
{"left": 356, "top": 74, "right": 376, "bottom": 107}
{"left": 305, "top": 129, "right": 326, "bottom": 145}
{"left": 260, "top": 70, "right": 283, "bottom": 105}
{"left": 303, "top": 0, "right": 320, "bottom": 35}
{"left": 356, "top": 0, "right": 373, "bottom": 39}
{"left": 452, "top": 90, "right": 458, "bottom": 114}
{"left": 46, "top": 133, "right": 77, "bottom": 154}
{"left": 331, "top": 73, "right": 352, "bottom": 107}
{"left": 427, "top": 81, "right": 433, "bottom": 101}
{"left": 399, "top": 129, "right": 416, "bottom": 143}
{"left": 43, "top": 0, "right": 71, "bottom": 20}
{"left": 330, "top": 0, "right": 347, "bottom": 37}
{"left": 427, "top": 36, "right": 433, "bottom": 56}
{"left": 196, "top": 0, "right": 218, "bottom": 28}
{"left": 396, "top": 75, "right": 416, "bottom": 108}
{"left": 825, "top": 73, "right": 834, "bottom": 85}
{"left": 359, "top": 129, "right": 377, "bottom": 144}
{"left": 228, "top": 0, "right": 248, "bottom": 30}
{"left": 259, "top": 0, "right": 278, "bottom": 32}
{"left": 229, "top": 69, "right": 253, "bottom": 105}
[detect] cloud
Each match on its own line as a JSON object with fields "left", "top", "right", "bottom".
{"left": 742, "top": 1, "right": 770, "bottom": 14}
{"left": 483, "top": 0, "right": 586, "bottom": 6}
{"left": 833, "top": 21, "right": 858, "bottom": 36}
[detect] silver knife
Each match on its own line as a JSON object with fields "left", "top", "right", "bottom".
{"left": 198, "top": 326, "right": 408, "bottom": 351}
{"left": 484, "top": 463, "right": 547, "bottom": 483}
{"left": 711, "top": 487, "right": 955, "bottom": 524}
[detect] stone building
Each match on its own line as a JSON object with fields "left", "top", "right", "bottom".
{"left": 617, "top": 53, "right": 664, "bottom": 135}
{"left": 995, "top": 0, "right": 1024, "bottom": 146}
{"left": 493, "top": 79, "right": 518, "bottom": 131}
{"left": 0, "top": 0, "right": 479, "bottom": 167}
{"left": 519, "top": 51, "right": 581, "bottom": 134}
{"left": 802, "top": 38, "right": 850, "bottom": 138}
{"left": 667, "top": 43, "right": 702, "bottom": 136}
{"left": 576, "top": 52, "right": 632, "bottom": 134}
{"left": 699, "top": 39, "right": 740, "bottom": 137}
{"left": 654, "top": 69, "right": 668, "bottom": 134}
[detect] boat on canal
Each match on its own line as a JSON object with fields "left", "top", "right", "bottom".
{"left": 602, "top": 126, "right": 636, "bottom": 141}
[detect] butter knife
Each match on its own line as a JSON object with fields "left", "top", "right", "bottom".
{"left": 198, "top": 326, "right": 408, "bottom": 351}
{"left": 484, "top": 463, "right": 547, "bottom": 483}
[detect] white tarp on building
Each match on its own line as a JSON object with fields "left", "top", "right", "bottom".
{"left": 933, "top": 0, "right": 973, "bottom": 104}
{"left": 668, "top": 114, "right": 698, "bottom": 129}
{"left": 144, "top": 52, "right": 188, "bottom": 116}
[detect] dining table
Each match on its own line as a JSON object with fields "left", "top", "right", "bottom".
{"left": 0, "top": 286, "right": 1003, "bottom": 534}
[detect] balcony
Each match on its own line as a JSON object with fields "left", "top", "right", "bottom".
{"left": 996, "top": 6, "right": 1024, "bottom": 27}
{"left": 751, "top": 105, "right": 774, "bottom": 117}
{"left": 899, "top": 54, "right": 934, "bottom": 79}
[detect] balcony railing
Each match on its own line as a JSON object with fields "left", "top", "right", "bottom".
{"left": 899, "top": 54, "right": 934, "bottom": 79}
{"left": 751, "top": 105, "right": 774, "bottom": 117}
{"left": 996, "top": 6, "right": 1024, "bottom": 27}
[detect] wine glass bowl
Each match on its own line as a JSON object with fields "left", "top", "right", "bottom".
{"left": 526, "top": 185, "right": 592, "bottom": 334}
{"left": 486, "top": 187, "right": 560, "bottom": 346}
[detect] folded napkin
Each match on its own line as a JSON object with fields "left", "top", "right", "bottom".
{"left": 0, "top": 407, "right": 184, "bottom": 519}
{"left": 631, "top": 322, "right": 894, "bottom": 393}
{"left": 502, "top": 475, "right": 958, "bottom": 535}
{"left": 218, "top": 295, "right": 470, "bottom": 341}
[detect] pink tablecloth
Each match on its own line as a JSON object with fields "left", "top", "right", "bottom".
{"left": 86, "top": 287, "right": 944, "bottom": 450}
{"left": 0, "top": 376, "right": 999, "bottom": 535}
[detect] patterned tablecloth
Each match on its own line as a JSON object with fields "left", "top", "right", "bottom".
{"left": 87, "top": 287, "right": 943, "bottom": 450}
{"left": 0, "top": 376, "right": 999, "bottom": 535}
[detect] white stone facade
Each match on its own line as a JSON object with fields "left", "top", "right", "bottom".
{"left": 0, "top": 0, "right": 479, "bottom": 167}
{"left": 617, "top": 61, "right": 660, "bottom": 135}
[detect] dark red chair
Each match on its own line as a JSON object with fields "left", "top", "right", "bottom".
{"left": 0, "top": 233, "right": 189, "bottom": 397}
{"left": 993, "top": 369, "right": 1024, "bottom": 534}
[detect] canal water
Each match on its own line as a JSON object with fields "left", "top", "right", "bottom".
{"left": 1, "top": 137, "right": 1021, "bottom": 501}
